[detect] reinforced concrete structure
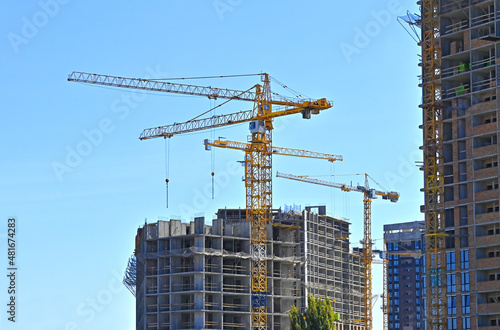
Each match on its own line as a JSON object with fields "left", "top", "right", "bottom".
{"left": 420, "top": 1, "right": 500, "bottom": 328}
{"left": 131, "top": 207, "right": 366, "bottom": 330}
{"left": 384, "top": 221, "right": 425, "bottom": 330}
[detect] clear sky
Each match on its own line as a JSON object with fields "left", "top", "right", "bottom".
{"left": 1, "top": 1, "right": 421, "bottom": 329}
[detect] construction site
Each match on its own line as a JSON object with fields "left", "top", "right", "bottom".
{"left": 63, "top": 1, "right": 500, "bottom": 329}
{"left": 127, "top": 207, "right": 365, "bottom": 329}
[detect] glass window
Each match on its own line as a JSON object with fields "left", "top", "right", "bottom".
{"left": 448, "top": 318, "right": 457, "bottom": 330}
{"left": 462, "top": 295, "right": 470, "bottom": 314}
{"left": 460, "top": 250, "right": 469, "bottom": 269}
{"left": 447, "top": 296, "right": 456, "bottom": 315}
{"left": 463, "top": 317, "right": 471, "bottom": 330}
{"left": 447, "top": 273, "right": 456, "bottom": 292}
{"left": 461, "top": 272, "right": 470, "bottom": 292}
{"left": 447, "top": 251, "right": 456, "bottom": 270}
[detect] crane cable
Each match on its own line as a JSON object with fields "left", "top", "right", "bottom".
{"left": 165, "top": 137, "right": 170, "bottom": 208}
{"left": 149, "top": 73, "right": 264, "bottom": 81}
{"left": 270, "top": 76, "right": 310, "bottom": 99}
{"left": 186, "top": 85, "right": 255, "bottom": 122}
{"left": 211, "top": 98, "right": 216, "bottom": 199}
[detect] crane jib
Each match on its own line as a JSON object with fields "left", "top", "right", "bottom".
{"left": 67, "top": 71, "right": 325, "bottom": 107}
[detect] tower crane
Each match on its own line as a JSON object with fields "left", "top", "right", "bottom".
{"left": 420, "top": 0, "right": 448, "bottom": 328}
{"left": 276, "top": 172, "right": 399, "bottom": 330}
{"left": 68, "top": 71, "right": 332, "bottom": 330}
{"left": 399, "top": 2, "right": 447, "bottom": 326}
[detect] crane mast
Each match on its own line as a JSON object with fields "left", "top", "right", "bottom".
{"left": 247, "top": 77, "right": 273, "bottom": 329}
{"left": 276, "top": 172, "right": 398, "bottom": 330}
{"left": 420, "top": 0, "right": 447, "bottom": 328}
{"left": 69, "top": 72, "right": 331, "bottom": 330}
{"left": 204, "top": 138, "right": 341, "bottom": 328}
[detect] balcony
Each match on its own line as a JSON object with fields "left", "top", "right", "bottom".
{"left": 442, "top": 63, "right": 470, "bottom": 78}
{"left": 170, "top": 283, "right": 195, "bottom": 292}
{"left": 476, "top": 234, "right": 500, "bottom": 246}
{"left": 472, "top": 99, "right": 496, "bottom": 113}
{"left": 473, "top": 122, "right": 498, "bottom": 136}
{"left": 444, "top": 84, "right": 470, "bottom": 99}
{"left": 441, "top": 0, "right": 468, "bottom": 14}
{"left": 471, "top": 12, "right": 495, "bottom": 27}
{"left": 474, "top": 144, "right": 498, "bottom": 158}
{"left": 146, "top": 285, "right": 158, "bottom": 294}
{"left": 478, "top": 302, "right": 500, "bottom": 314}
{"left": 475, "top": 189, "right": 500, "bottom": 201}
{"left": 478, "top": 279, "right": 500, "bottom": 291}
{"left": 472, "top": 77, "right": 496, "bottom": 92}
{"left": 146, "top": 303, "right": 158, "bottom": 313}
{"left": 222, "top": 283, "right": 248, "bottom": 293}
{"left": 478, "top": 256, "right": 500, "bottom": 268}
{"left": 475, "top": 211, "right": 499, "bottom": 224}
{"left": 170, "top": 302, "right": 196, "bottom": 311}
{"left": 471, "top": 56, "right": 495, "bottom": 70}
{"left": 475, "top": 166, "right": 498, "bottom": 180}
{"left": 444, "top": 19, "right": 469, "bottom": 35}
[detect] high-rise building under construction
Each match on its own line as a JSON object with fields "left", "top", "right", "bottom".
{"left": 420, "top": 1, "right": 500, "bottom": 328}
{"left": 128, "top": 207, "right": 366, "bottom": 330}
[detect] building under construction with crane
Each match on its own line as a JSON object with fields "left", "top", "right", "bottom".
{"left": 129, "top": 207, "right": 366, "bottom": 330}
{"left": 418, "top": 0, "right": 500, "bottom": 329}
{"left": 68, "top": 70, "right": 397, "bottom": 330}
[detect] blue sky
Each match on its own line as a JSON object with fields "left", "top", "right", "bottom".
{"left": 1, "top": 1, "right": 420, "bottom": 329}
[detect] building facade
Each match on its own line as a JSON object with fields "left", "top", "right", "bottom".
{"left": 131, "top": 207, "right": 366, "bottom": 330}
{"left": 422, "top": 1, "right": 500, "bottom": 328}
{"left": 384, "top": 221, "right": 425, "bottom": 330}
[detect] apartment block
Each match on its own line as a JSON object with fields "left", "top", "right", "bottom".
{"left": 131, "top": 207, "right": 366, "bottom": 330}
{"left": 421, "top": 1, "right": 500, "bottom": 328}
{"left": 384, "top": 221, "right": 425, "bottom": 330}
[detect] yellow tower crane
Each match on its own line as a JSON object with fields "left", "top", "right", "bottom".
{"left": 276, "top": 172, "right": 399, "bottom": 330}
{"left": 420, "top": 0, "right": 447, "bottom": 328}
{"left": 68, "top": 71, "right": 333, "bottom": 330}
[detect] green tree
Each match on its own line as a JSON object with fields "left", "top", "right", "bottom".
{"left": 289, "top": 294, "right": 340, "bottom": 330}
